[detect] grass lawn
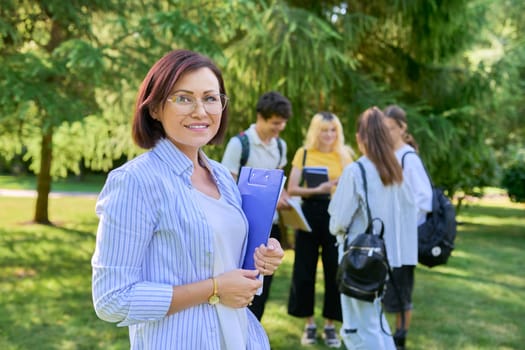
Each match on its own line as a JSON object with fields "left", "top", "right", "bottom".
{"left": 0, "top": 192, "right": 523, "bottom": 349}
{"left": 0, "top": 174, "right": 105, "bottom": 193}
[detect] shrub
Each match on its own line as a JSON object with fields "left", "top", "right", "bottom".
{"left": 501, "top": 160, "right": 525, "bottom": 203}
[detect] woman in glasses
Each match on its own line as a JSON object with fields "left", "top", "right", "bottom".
{"left": 91, "top": 49, "right": 284, "bottom": 350}
{"left": 286, "top": 112, "right": 353, "bottom": 347}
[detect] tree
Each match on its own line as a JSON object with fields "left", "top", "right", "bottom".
{"left": 0, "top": 1, "right": 127, "bottom": 223}
{"left": 1, "top": 0, "right": 524, "bottom": 222}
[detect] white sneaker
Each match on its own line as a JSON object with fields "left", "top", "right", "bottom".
{"left": 323, "top": 326, "right": 341, "bottom": 348}
{"left": 301, "top": 325, "right": 317, "bottom": 345}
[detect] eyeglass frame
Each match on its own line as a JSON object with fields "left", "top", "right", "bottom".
{"left": 166, "top": 93, "right": 229, "bottom": 115}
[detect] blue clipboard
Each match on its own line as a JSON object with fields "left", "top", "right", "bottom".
{"left": 238, "top": 167, "right": 285, "bottom": 270}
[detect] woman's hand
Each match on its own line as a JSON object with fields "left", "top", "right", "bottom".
{"left": 216, "top": 269, "right": 262, "bottom": 308}
{"left": 316, "top": 180, "right": 336, "bottom": 194}
{"left": 254, "top": 238, "right": 285, "bottom": 276}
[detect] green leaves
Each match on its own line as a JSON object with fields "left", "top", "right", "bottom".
{"left": 0, "top": 0, "right": 523, "bottom": 205}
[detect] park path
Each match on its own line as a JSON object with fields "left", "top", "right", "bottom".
{"left": 0, "top": 188, "right": 98, "bottom": 199}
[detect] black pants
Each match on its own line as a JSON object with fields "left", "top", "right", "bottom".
{"left": 248, "top": 223, "right": 281, "bottom": 321}
{"left": 287, "top": 199, "right": 342, "bottom": 321}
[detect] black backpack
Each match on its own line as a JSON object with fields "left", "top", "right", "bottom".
{"left": 235, "top": 131, "right": 284, "bottom": 176}
{"left": 401, "top": 151, "right": 457, "bottom": 268}
{"left": 337, "top": 161, "right": 390, "bottom": 302}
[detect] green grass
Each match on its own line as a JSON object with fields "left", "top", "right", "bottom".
{"left": 0, "top": 190, "right": 523, "bottom": 349}
{"left": 0, "top": 174, "right": 105, "bottom": 193}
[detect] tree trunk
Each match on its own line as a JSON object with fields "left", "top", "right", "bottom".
{"left": 34, "top": 129, "right": 53, "bottom": 225}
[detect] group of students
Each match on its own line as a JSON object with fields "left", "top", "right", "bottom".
{"left": 91, "top": 49, "right": 432, "bottom": 350}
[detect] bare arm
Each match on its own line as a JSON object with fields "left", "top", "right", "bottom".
{"left": 166, "top": 269, "right": 262, "bottom": 315}
{"left": 287, "top": 166, "right": 335, "bottom": 198}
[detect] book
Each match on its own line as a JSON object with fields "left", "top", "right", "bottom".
{"left": 238, "top": 166, "right": 285, "bottom": 270}
{"left": 279, "top": 197, "right": 312, "bottom": 232}
{"left": 303, "top": 166, "right": 329, "bottom": 188}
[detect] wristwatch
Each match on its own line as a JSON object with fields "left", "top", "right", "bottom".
{"left": 208, "top": 277, "right": 220, "bottom": 305}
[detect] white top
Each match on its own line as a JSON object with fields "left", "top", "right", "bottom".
{"left": 221, "top": 124, "right": 287, "bottom": 175}
{"left": 396, "top": 145, "right": 433, "bottom": 225}
{"left": 193, "top": 190, "right": 248, "bottom": 350}
{"left": 328, "top": 157, "right": 418, "bottom": 267}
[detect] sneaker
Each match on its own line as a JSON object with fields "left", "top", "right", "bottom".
{"left": 322, "top": 326, "right": 341, "bottom": 348}
{"left": 301, "top": 325, "right": 317, "bottom": 345}
{"left": 394, "top": 329, "right": 406, "bottom": 350}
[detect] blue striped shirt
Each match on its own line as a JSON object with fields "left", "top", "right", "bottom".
{"left": 92, "top": 138, "right": 270, "bottom": 349}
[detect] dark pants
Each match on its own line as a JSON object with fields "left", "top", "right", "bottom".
{"left": 287, "top": 199, "right": 342, "bottom": 321}
{"left": 383, "top": 265, "right": 415, "bottom": 312}
{"left": 248, "top": 223, "right": 281, "bottom": 321}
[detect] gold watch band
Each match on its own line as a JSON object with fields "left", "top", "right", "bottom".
{"left": 208, "top": 277, "right": 220, "bottom": 305}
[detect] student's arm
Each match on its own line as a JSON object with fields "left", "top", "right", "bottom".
{"left": 287, "top": 166, "right": 334, "bottom": 198}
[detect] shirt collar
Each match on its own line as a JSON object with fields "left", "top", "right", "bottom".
{"left": 152, "top": 138, "right": 219, "bottom": 183}
{"left": 247, "top": 123, "right": 277, "bottom": 147}
{"left": 152, "top": 138, "right": 193, "bottom": 176}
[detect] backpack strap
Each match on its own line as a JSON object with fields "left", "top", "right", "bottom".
{"left": 401, "top": 150, "right": 434, "bottom": 187}
{"left": 276, "top": 137, "right": 284, "bottom": 167}
{"left": 343, "top": 161, "right": 375, "bottom": 252}
{"left": 356, "top": 161, "right": 372, "bottom": 225}
{"left": 299, "top": 148, "right": 307, "bottom": 187}
{"left": 235, "top": 132, "right": 250, "bottom": 176}
{"left": 400, "top": 150, "right": 416, "bottom": 169}
{"left": 236, "top": 131, "right": 284, "bottom": 174}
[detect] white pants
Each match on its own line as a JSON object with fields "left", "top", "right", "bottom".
{"left": 339, "top": 295, "right": 396, "bottom": 350}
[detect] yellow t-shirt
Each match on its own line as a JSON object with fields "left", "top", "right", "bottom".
{"left": 291, "top": 147, "right": 346, "bottom": 182}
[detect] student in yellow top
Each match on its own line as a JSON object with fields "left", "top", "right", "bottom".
{"left": 287, "top": 112, "right": 353, "bottom": 348}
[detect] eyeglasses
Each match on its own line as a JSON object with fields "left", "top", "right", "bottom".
{"left": 167, "top": 93, "right": 228, "bottom": 115}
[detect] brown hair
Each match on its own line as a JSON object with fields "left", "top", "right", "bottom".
{"left": 383, "top": 104, "right": 419, "bottom": 152}
{"left": 132, "top": 49, "right": 228, "bottom": 149}
{"left": 255, "top": 91, "right": 293, "bottom": 120}
{"left": 357, "top": 106, "right": 403, "bottom": 185}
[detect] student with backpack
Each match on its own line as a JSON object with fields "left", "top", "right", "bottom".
{"left": 383, "top": 105, "right": 433, "bottom": 349}
{"left": 221, "top": 91, "right": 293, "bottom": 320}
{"left": 286, "top": 112, "right": 353, "bottom": 347}
{"left": 329, "top": 107, "right": 418, "bottom": 350}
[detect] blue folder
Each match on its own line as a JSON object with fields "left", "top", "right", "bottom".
{"left": 238, "top": 166, "right": 285, "bottom": 270}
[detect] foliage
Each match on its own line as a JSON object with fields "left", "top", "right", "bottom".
{"left": 0, "top": 0, "right": 133, "bottom": 222}
{"left": 501, "top": 154, "right": 525, "bottom": 203}
{"left": 1, "top": 0, "right": 525, "bottom": 217}
{"left": 0, "top": 194, "right": 524, "bottom": 349}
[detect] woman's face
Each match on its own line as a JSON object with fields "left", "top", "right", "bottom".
{"left": 155, "top": 67, "right": 223, "bottom": 156}
{"left": 384, "top": 117, "right": 406, "bottom": 146}
{"left": 318, "top": 122, "right": 337, "bottom": 149}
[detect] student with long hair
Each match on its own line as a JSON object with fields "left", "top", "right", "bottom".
{"left": 287, "top": 112, "right": 353, "bottom": 347}
{"left": 329, "top": 107, "right": 417, "bottom": 350}
{"left": 383, "top": 105, "right": 432, "bottom": 350}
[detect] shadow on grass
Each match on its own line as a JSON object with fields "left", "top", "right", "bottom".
{"left": 0, "top": 222, "right": 129, "bottom": 350}
{"left": 263, "top": 202, "right": 525, "bottom": 350}
{"left": 0, "top": 199, "right": 523, "bottom": 350}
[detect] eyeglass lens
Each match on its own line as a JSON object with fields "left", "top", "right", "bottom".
{"left": 169, "top": 94, "right": 227, "bottom": 115}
